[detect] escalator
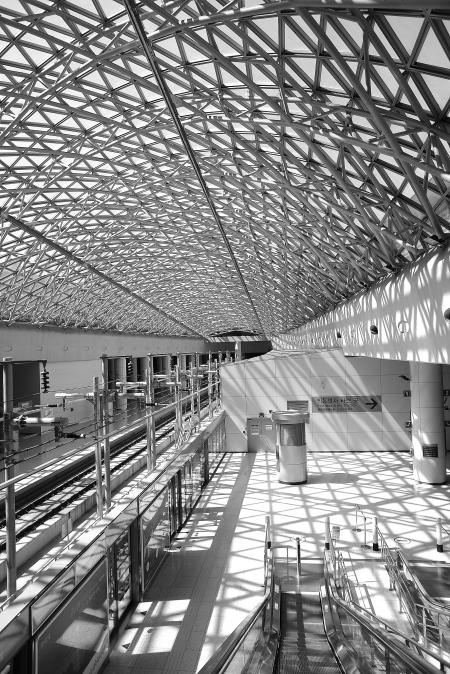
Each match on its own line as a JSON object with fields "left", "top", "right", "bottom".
{"left": 198, "top": 520, "right": 450, "bottom": 674}
{"left": 277, "top": 562, "right": 341, "bottom": 673}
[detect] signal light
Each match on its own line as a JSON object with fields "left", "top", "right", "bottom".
{"left": 41, "top": 369, "right": 50, "bottom": 393}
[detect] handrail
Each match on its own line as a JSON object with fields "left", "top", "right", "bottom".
{"left": 378, "top": 528, "right": 450, "bottom": 653}
{"left": 197, "top": 585, "right": 274, "bottom": 674}
{"left": 198, "top": 517, "right": 278, "bottom": 674}
{"left": 396, "top": 546, "right": 450, "bottom": 615}
{"left": 328, "top": 524, "right": 450, "bottom": 667}
{"left": 348, "top": 507, "right": 450, "bottom": 641}
{"left": 342, "top": 588, "right": 450, "bottom": 668}
{"left": 324, "top": 550, "right": 444, "bottom": 674}
{"left": 0, "top": 412, "right": 226, "bottom": 614}
{"left": 0, "top": 383, "right": 213, "bottom": 492}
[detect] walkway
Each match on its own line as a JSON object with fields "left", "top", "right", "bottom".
{"left": 105, "top": 450, "right": 450, "bottom": 673}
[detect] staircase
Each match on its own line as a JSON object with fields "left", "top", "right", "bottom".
{"left": 277, "top": 561, "right": 341, "bottom": 673}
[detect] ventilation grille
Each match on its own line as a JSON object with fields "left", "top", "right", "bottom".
{"left": 287, "top": 400, "right": 309, "bottom": 413}
{"left": 422, "top": 444, "right": 438, "bottom": 458}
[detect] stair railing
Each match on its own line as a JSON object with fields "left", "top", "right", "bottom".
{"left": 324, "top": 544, "right": 450, "bottom": 673}
{"left": 378, "top": 528, "right": 450, "bottom": 654}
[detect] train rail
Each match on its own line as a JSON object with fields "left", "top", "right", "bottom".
{"left": 0, "top": 390, "right": 210, "bottom": 553}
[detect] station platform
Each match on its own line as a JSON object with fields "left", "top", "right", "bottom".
{"left": 104, "top": 449, "right": 450, "bottom": 674}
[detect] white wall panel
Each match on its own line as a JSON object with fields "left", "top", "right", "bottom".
{"left": 0, "top": 323, "right": 206, "bottom": 362}
{"left": 310, "top": 376, "right": 346, "bottom": 396}
{"left": 274, "top": 245, "right": 450, "bottom": 366}
{"left": 313, "top": 433, "right": 348, "bottom": 452}
{"left": 347, "top": 431, "right": 384, "bottom": 452}
{"left": 346, "top": 413, "right": 383, "bottom": 432}
{"left": 222, "top": 350, "right": 413, "bottom": 454}
{"left": 382, "top": 431, "right": 411, "bottom": 452}
{"left": 345, "top": 375, "right": 381, "bottom": 396}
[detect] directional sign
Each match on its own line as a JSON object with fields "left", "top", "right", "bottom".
{"left": 312, "top": 395, "right": 382, "bottom": 413}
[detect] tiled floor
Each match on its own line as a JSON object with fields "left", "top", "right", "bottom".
{"left": 104, "top": 450, "right": 450, "bottom": 673}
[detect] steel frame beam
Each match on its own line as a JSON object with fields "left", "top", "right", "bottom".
{"left": 124, "top": 0, "right": 266, "bottom": 338}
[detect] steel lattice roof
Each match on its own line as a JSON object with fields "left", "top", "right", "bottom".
{"left": 0, "top": 0, "right": 449, "bottom": 339}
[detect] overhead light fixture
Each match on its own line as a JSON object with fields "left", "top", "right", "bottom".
{"left": 369, "top": 324, "right": 378, "bottom": 335}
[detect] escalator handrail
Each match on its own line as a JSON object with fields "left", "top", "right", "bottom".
{"left": 197, "top": 581, "right": 274, "bottom": 674}
{"left": 394, "top": 545, "right": 450, "bottom": 616}
{"left": 340, "top": 590, "right": 450, "bottom": 668}
{"left": 198, "top": 523, "right": 277, "bottom": 674}
{"left": 324, "top": 551, "right": 445, "bottom": 674}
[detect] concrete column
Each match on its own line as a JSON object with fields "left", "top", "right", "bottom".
{"left": 178, "top": 353, "right": 187, "bottom": 373}
{"left": 116, "top": 356, "right": 127, "bottom": 414}
{"left": 235, "top": 341, "right": 242, "bottom": 361}
{"left": 137, "top": 357, "right": 146, "bottom": 381}
{"left": 130, "top": 357, "right": 138, "bottom": 382}
{"left": 165, "top": 354, "right": 171, "bottom": 375}
{"left": 411, "top": 362, "right": 446, "bottom": 484}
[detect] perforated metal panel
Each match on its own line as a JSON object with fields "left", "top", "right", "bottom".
{"left": 287, "top": 401, "right": 309, "bottom": 414}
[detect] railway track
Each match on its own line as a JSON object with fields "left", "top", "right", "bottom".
{"left": 0, "top": 392, "right": 210, "bottom": 553}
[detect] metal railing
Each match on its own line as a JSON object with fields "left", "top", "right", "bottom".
{"left": 198, "top": 516, "right": 279, "bottom": 674}
{"left": 324, "top": 542, "right": 449, "bottom": 673}
{"left": 380, "top": 530, "right": 450, "bottom": 654}
{"left": 326, "top": 514, "right": 450, "bottom": 669}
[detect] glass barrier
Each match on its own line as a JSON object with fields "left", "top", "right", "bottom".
{"left": 198, "top": 516, "right": 279, "bottom": 674}
{"left": 324, "top": 537, "right": 450, "bottom": 673}
{"left": 379, "top": 529, "right": 450, "bottom": 654}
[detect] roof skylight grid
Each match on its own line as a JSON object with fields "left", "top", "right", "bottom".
{"left": 0, "top": 0, "right": 448, "bottom": 338}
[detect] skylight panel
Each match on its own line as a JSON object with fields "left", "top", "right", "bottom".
{"left": 386, "top": 15, "right": 424, "bottom": 56}
{"left": 417, "top": 27, "right": 450, "bottom": 70}
{"left": 324, "top": 23, "right": 353, "bottom": 58}
{"left": 319, "top": 65, "right": 347, "bottom": 93}
{"left": 415, "top": 74, "right": 448, "bottom": 110}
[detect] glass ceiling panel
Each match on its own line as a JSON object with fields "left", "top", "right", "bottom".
{"left": 0, "top": 0, "right": 448, "bottom": 339}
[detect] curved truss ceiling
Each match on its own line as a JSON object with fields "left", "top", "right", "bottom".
{"left": 0, "top": 1, "right": 449, "bottom": 338}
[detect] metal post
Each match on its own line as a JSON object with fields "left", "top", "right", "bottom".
{"left": 174, "top": 364, "right": 182, "bottom": 446}
{"left": 436, "top": 517, "right": 444, "bottom": 552}
{"left": 208, "top": 351, "right": 213, "bottom": 419}
{"left": 325, "top": 516, "right": 331, "bottom": 550}
{"left": 296, "top": 536, "right": 301, "bottom": 577}
{"left": 189, "top": 355, "right": 195, "bottom": 428}
{"left": 372, "top": 516, "right": 379, "bottom": 551}
{"left": 101, "top": 356, "right": 111, "bottom": 509}
{"left": 3, "top": 358, "right": 16, "bottom": 597}
{"left": 214, "top": 358, "right": 219, "bottom": 410}
{"left": 92, "top": 377, "right": 104, "bottom": 519}
{"left": 145, "top": 354, "right": 156, "bottom": 471}
{"left": 195, "top": 352, "right": 201, "bottom": 428}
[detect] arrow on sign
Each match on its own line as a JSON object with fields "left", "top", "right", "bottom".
{"left": 365, "top": 398, "right": 379, "bottom": 410}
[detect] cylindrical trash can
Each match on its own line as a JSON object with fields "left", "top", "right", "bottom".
{"left": 272, "top": 410, "right": 308, "bottom": 484}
